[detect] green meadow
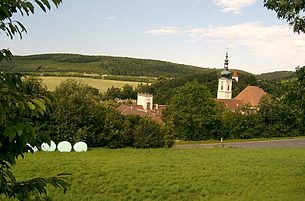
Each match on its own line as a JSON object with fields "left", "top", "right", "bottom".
{"left": 35, "top": 76, "right": 141, "bottom": 92}
{"left": 5, "top": 148, "right": 305, "bottom": 201}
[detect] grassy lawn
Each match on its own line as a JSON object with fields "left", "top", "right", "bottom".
{"left": 4, "top": 148, "right": 305, "bottom": 201}
{"left": 35, "top": 76, "right": 141, "bottom": 92}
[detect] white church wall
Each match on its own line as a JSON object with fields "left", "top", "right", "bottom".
{"left": 137, "top": 93, "right": 153, "bottom": 110}
{"left": 217, "top": 78, "right": 232, "bottom": 99}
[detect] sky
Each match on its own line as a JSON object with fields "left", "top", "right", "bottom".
{"left": 1, "top": 0, "right": 305, "bottom": 74}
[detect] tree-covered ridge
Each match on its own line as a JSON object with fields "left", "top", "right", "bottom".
{"left": 0, "top": 53, "right": 208, "bottom": 77}
{"left": 258, "top": 71, "right": 295, "bottom": 81}
{"left": 0, "top": 54, "right": 296, "bottom": 82}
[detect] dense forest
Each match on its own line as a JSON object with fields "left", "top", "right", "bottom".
{"left": 0, "top": 54, "right": 208, "bottom": 77}
{"left": 258, "top": 71, "right": 295, "bottom": 81}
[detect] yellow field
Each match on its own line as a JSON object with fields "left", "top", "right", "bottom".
{"left": 34, "top": 76, "right": 141, "bottom": 92}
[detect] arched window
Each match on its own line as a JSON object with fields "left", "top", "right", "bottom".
{"left": 221, "top": 85, "right": 223, "bottom": 90}
{"left": 146, "top": 102, "right": 151, "bottom": 110}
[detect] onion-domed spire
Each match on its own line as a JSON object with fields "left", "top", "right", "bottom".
{"left": 224, "top": 51, "right": 229, "bottom": 70}
{"left": 220, "top": 50, "right": 231, "bottom": 78}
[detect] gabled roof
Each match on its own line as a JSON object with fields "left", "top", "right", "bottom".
{"left": 232, "top": 71, "right": 239, "bottom": 77}
{"left": 234, "top": 86, "right": 266, "bottom": 106}
{"left": 214, "top": 99, "right": 243, "bottom": 110}
{"left": 117, "top": 105, "right": 165, "bottom": 123}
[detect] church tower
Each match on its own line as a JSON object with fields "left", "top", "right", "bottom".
{"left": 217, "top": 51, "right": 232, "bottom": 99}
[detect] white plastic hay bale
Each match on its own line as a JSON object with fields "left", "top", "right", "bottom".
{"left": 33, "top": 146, "right": 38, "bottom": 152}
{"left": 41, "top": 142, "right": 50, "bottom": 152}
{"left": 41, "top": 141, "right": 56, "bottom": 152}
{"left": 57, "top": 141, "right": 72, "bottom": 152}
{"left": 27, "top": 143, "right": 38, "bottom": 153}
{"left": 49, "top": 140, "right": 56, "bottom": 152}
{"left": 73, "top": 142, "right": 88, "bottom": 152}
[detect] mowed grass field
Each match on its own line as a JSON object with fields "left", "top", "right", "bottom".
{"left": 34, "top": 76, "right": 141, "bottom": 92}
{"left": 5, "top": 148, "right": 305, "bottom": 201}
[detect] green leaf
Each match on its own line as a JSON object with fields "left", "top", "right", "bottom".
{"left": 0, "top": 7, "right": 10, "bottom": 17}
{"left": 27, "top": 101, "right": 36, "bottom": 110}
{"left": 4, "top": 126, "right": 17, "bottom": 142}
{"left": 42, "top": 95, "right": 52, "bottom": 105}
{"left": 41, "top": 0, "right": 51, "bottom": 10}
{"left": 16, "top": 21, "right": 27, "bottom": 33}
{"left": 52, "top": 0, "right": 63, "bottom": 8}
{"left": 35, "top": 0, "right": 47, "bottom": 12}
{"left": 26, "top": 2, "right": 35, "bottom": 13}
{"left": 0, "top": 107, "right": 6, "bottom": 124}
{"left": 31, "top": 98, "right": 46, "bottom": 112}
{"left": 16, "top": 123, "right": 24, "bottom": 136}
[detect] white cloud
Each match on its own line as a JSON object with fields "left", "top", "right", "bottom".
{"left": 188, "top": 22, "right": 305, "bottom": 68}
{"left": 107, "top": 16, "right": 116, "bottom": 20}
{"left": 146, "top": 27, "right": 182, "bottom": 36}
{"left": 214, "top": 0, "right": 256, "bottom": 14}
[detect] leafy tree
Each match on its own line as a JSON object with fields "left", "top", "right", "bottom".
{"left": 22, "top": 76, "right": 48, "bottom": 96}
{"left": 133, "top": 118, "right": 166, "bottom": 148}
{"left": 0, "top": 1, "right": 70, "bottom": 200}
{"left": 121, "top": 84, "right": 137, "bottom": 100}
{"left": 257, "top": 94, "right": 299, "bottom": 137}
{"left": 0, "top": 73, "right": 69, "bottom": 200}
{"left": 136, "top": 83, "right": 152, "bottom": 94}
{"left": 221, "top": 105, "right": 261, "bottom": 139}
{"left": 163, "top": 81, "right": 221, "bottom": 140}
{"left": 103, "top": 86, "right": 122, "bottom": 100}
{"left": 281, "top": 66, "right": 305, "bottom": 133}
{"left": 101, "top": 109, "right": 130, "bottom": 148}
{"left": 35, "top": 79, "right": 173, "bottom": 149}
{"left": 50, "top": 79, "right": 104, "bottom": 144}
{"left": 103, "top": 84, "right": 137, "bottom": 100}
{"left": 264, "top": 0, "right": 305, "bottom": 33}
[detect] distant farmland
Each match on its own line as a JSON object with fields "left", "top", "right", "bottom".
{"left": 34, "top": 76, "right": 141, "bottom": 92}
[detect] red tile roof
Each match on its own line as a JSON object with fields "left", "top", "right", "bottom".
{"left": 214, "top": 98, "right": 243, "bottom": 110}
{"left": 117, "top": 104, "right": 165, "bottom": 123}
{"left": 234, "top": 86, "right": 266, "bottom": 106}
{"left": 232, "top": 71, "right": 239, "bottom": 77}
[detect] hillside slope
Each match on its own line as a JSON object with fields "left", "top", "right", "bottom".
{"left": 0, "top": 53, "right": 210, "bottom": 77}
{"left": 258, "top": 71, "right": 295, "bottom": 81}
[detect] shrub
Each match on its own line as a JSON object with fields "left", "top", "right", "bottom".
{"left": 133, "top": 118, "right": 166, "bottom": 148}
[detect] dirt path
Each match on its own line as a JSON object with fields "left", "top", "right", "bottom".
{"left": 175, "top": 138, "right": 305, "bottom": 149}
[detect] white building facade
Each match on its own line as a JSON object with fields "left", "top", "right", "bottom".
{"left": 137, "top": 93, "right": 153, "bottom": 110}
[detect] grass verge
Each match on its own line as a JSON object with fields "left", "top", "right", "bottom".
{"left": 3, "top": 148, "right": 305, "bottom": 201}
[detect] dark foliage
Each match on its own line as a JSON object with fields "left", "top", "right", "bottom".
{"left": 0, "top": 74, "right": 69, "bottom": 201}
{"left": 34, "top": 79, "right": 174, "bottom": 149}
{"left": 0, "top": 53, "right": 208, "bottom": 77}
{"left": 103, "top": 84, "right": 137, "bottom": 100}
{"left": 264, "top": 0, "right": 305, "bottom": 34}
{"left": 163, "top": 81, "right": 222, "bottom": 140}
{"left": 164, "top": 67, "right": 305, "bottom": 141}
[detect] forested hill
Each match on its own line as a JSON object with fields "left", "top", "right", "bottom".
{"left": 0, "top": 53, "right": 210, "bottom": 77}
{"left": 258, "top": 71, "right": 295, "bottom": 81}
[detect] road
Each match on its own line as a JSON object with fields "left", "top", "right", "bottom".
{"left": 175, "top": 138, "right": 305, "bottom": 149}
